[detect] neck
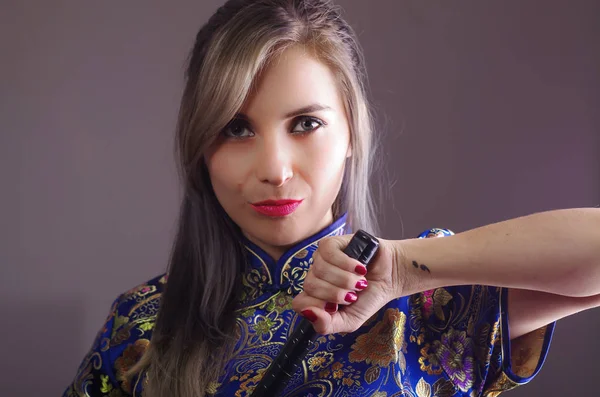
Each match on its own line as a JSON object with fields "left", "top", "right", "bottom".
{"left": 242, "top": 210, "right": 335, "bottom": 262}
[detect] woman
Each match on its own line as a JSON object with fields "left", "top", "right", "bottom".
{"left": 63, "top": 0, "right": 600, "bottom": 396}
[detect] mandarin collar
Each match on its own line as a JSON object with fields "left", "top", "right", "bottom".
{"left": 239, "top": 213, "right": 350, "bottom": 305}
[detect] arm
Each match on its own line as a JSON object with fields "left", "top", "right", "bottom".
{"left": 293, "top": 207, "right": 600, "bottom": 336}
{"left": 507, "top": 288, "right": 600, "bottom": 339}
{"left": 63, "top": 298, "right": 124, "bottom": 397}
{"left": 398, "top": 208, "right": 600, "bottom": 297}
{"left": 396, "top": 207, "right": 600, "bottom": 338}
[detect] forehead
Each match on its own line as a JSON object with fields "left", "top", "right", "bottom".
{"left": 240, "top": 45, "right": 345, "bottom": 116}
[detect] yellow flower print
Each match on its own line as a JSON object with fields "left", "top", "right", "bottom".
{"left": 113, "top": 315, "right": 129, "bottom": 331}
{"left": 100, "top": 374, "right": 113, "bottom": 393}
{"left": 349, "top": 308, "right": 407, "bottom": 367}
{"left": 254, "top": 316, "right": 275, "bottom": 335}
{"left": 342, "top": 377, "right": 355, "bottom": 386}
{"left": 249, "top": 311, "right": 284, "bottom": 344}
{"left": 206, "top": 381, "right": 221, "bottom": 395}
{"left": 139, "top": 322, "right": 153, "bottom": 331}
{"left": 318, "top": 368, "right": 331, "bottom": 378}
{"left": 235, "top": 368, "right": 266, "bottom": 397}
{"left": 418, "top": 343, "right": 444, "bottom": 376}
{"left": 307, "top": 351, "right": 334, "bottom": 372}
{"left": 333, "top": 368, "right": 344, "bottom": 379}
{"left": 138, "top": 321, "right": 154, "bottom": 334}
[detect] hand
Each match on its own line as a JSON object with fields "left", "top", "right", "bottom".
{"left": 292, "top": 234, "right": 405, "bottom": 334}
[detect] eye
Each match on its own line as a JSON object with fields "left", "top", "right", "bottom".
{"left": 291, "top": 116, "right": 325, "bottom": 134}
{"left": 222, "top": 118, "right": 254, "bottom": 139}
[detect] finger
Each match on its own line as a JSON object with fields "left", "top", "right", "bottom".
{"left": 303, "top": 273, "right": 359, "bottom": 305}
{"left": 292, "top": 291, "right": 335, "bottom": 314}
{"left": 292, "top": 295, "right": 363, "bottom": 334}
{"left": 310, "top": 260, "right": 368, "bottom": 292}
{"left": 293, "top": 292, "right": 375, "bottom": 334}
{"left": 317, "top": 236, "right": 369, "bottom": 276}
{"left": 299, "top": 305, "right": 333, "bottom": 335}
{"left": 292, "top": 293, "right": 335, "bottom": 334}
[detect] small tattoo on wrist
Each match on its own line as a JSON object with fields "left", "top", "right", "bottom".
{"left": 412, "top": 260, "right": 431, "bottom": 274}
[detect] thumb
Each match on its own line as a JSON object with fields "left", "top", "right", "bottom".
{"left": 316, "top": 234, "right": 354, "bottom": 259}
{"left": 321, "top": 233, "right": 353, "bottom": 248}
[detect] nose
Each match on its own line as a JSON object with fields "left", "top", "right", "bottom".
{"left": 255, "top": 133, "right": 294, "bottom": 187}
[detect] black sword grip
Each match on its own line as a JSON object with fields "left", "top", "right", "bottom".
{"left": 250, "top": 230, "right": 379, "bottom": 397}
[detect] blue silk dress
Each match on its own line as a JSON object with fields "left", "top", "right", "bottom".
{"left": 64, "top": 213, "right": 554, "bottom": 396}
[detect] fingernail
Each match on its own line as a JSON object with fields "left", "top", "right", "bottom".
{"left": 355, "top": 264, "right": 367, "bottom": 276}
{"left": 345, "top": 292, "right": 358, "bottom": 303}
{"left": 301, "top": 310, "right": 318, "bottom": 322}
{"left": 324, "top": 302, "right": 337, "bottom": 313}
{"left": 355, "top": 279, "right": 368, "bottom": 290}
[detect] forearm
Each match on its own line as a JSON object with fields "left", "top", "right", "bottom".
{"left": 397, "top": 208, "right": 600, "bottom": 297}
{"left": 507, "top": 289, "right": 600, "bottom": 339}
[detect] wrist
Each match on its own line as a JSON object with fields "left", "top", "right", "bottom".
{"left": 392, "top": 238, "right": 438, "bottom": 297}
{"left": 390, "top": 239, "right": 418, "bottom": 297}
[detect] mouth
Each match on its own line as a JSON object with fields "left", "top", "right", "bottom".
{"left": 250, "top": 199, "right": 304, "bottom": 217}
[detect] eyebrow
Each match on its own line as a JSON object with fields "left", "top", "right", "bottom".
{"left": 235, "top": 103, "right": 333, "bottom": 121}
{"left": 284, "top": 104, "right": 333, "bottom": 118}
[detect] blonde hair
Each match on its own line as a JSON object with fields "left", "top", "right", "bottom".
{"left": 126, "top": 1, "right": 379, "bottom": 395}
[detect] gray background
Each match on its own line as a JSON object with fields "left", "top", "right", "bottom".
{"left": 1, "top": 0, "right": 598, "bottom": 395}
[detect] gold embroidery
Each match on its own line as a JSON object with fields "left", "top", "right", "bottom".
{"left": 349, "top": 308, "right": 407, "bottom": 368}
{"left": 234, "top": 368, "right": 266, "bottom": 397}
{"left": 418, "top": 343, "right": 444, "bottom": 376}
{"left": 206, "top": 381, "right": 221, "bottom": 395}
{"left": 510, "top": 326, "right": 548, "bottom": 378}
{"left": 279, "top": 224, "right": 346, "bottom": 289}
{"left": 114, "top": 339, "right": 150, "bottom": 393}
{"left": 482, "top": 371, "right": 520, "bottom": 397}
{"left": 295, "top": 248, "right": 309, "bottom": 259}
{"left": 432, "top": 288, "right": 453, "bottom": 322}
{"left": 364, "top": 365, "right": 381, "bottom": 384}
{"left": 66, "top": 226, "right": 553, "bottom": 397}
{"left": 415, "top": 377, "right": 432, "bottom": 397}
{"left": 308, "top": 351, "right": 335, "bottom": 372}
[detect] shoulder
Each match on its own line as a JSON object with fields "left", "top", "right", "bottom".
{"left": 101, "top": 274, "right": 167, "bottom": 358}
{"left": 108, "top": 273, "right": 167, "bottom": 343}
{"left": 64, "top": 275, "right": 168, "bottom": 396}
{"left": 109, "top": 274, "right": 168, "bottom": 392}
{"left": 114, "top": 273, "right": 168, "bottom": 314}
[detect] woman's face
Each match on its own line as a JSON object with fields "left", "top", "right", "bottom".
{"left": 206, "top": 45, "right": 352, "bottom": 260}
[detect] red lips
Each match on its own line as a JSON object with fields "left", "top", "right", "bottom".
{"left": 250, "top": 199, "right": 303, "bottom": 217}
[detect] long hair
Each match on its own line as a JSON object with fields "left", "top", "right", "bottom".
{"left": 126, "top": 0, "right": 380, "bottom": 395}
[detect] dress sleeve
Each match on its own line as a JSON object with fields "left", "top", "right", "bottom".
{"left": 412, "top": 228, "right": 555, "bottom": 397}
{"left": 63, "top": 296, "right": 127, "bottom": 397}
{"left": 482, "top": 288, "right": 555, "bottom": 396}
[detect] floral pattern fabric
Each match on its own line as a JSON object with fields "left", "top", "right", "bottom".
{"left": 64, "top": 214, "right": 554, "bottom": 396}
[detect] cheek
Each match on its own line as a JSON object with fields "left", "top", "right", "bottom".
{"left": 304, "top": 132, "right": 349, "bottom": 186}
{"left": 206, "top": 148, "right": 246, "bottom": 199}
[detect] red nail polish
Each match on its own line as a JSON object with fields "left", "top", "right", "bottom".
{"left": 324, "top": 302, "right": 337, "bottom": 313}
{"left": 345, "top": 292, "right": 358, "bottom": 303}
{"left": 301, "top": 309, "right": 318, "bottom": 322}
{"left": 355, "top": 279, "right": 368, "bottom": 290}
{"left": 355, "top": 264, "right": 367, "bottom": 276}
